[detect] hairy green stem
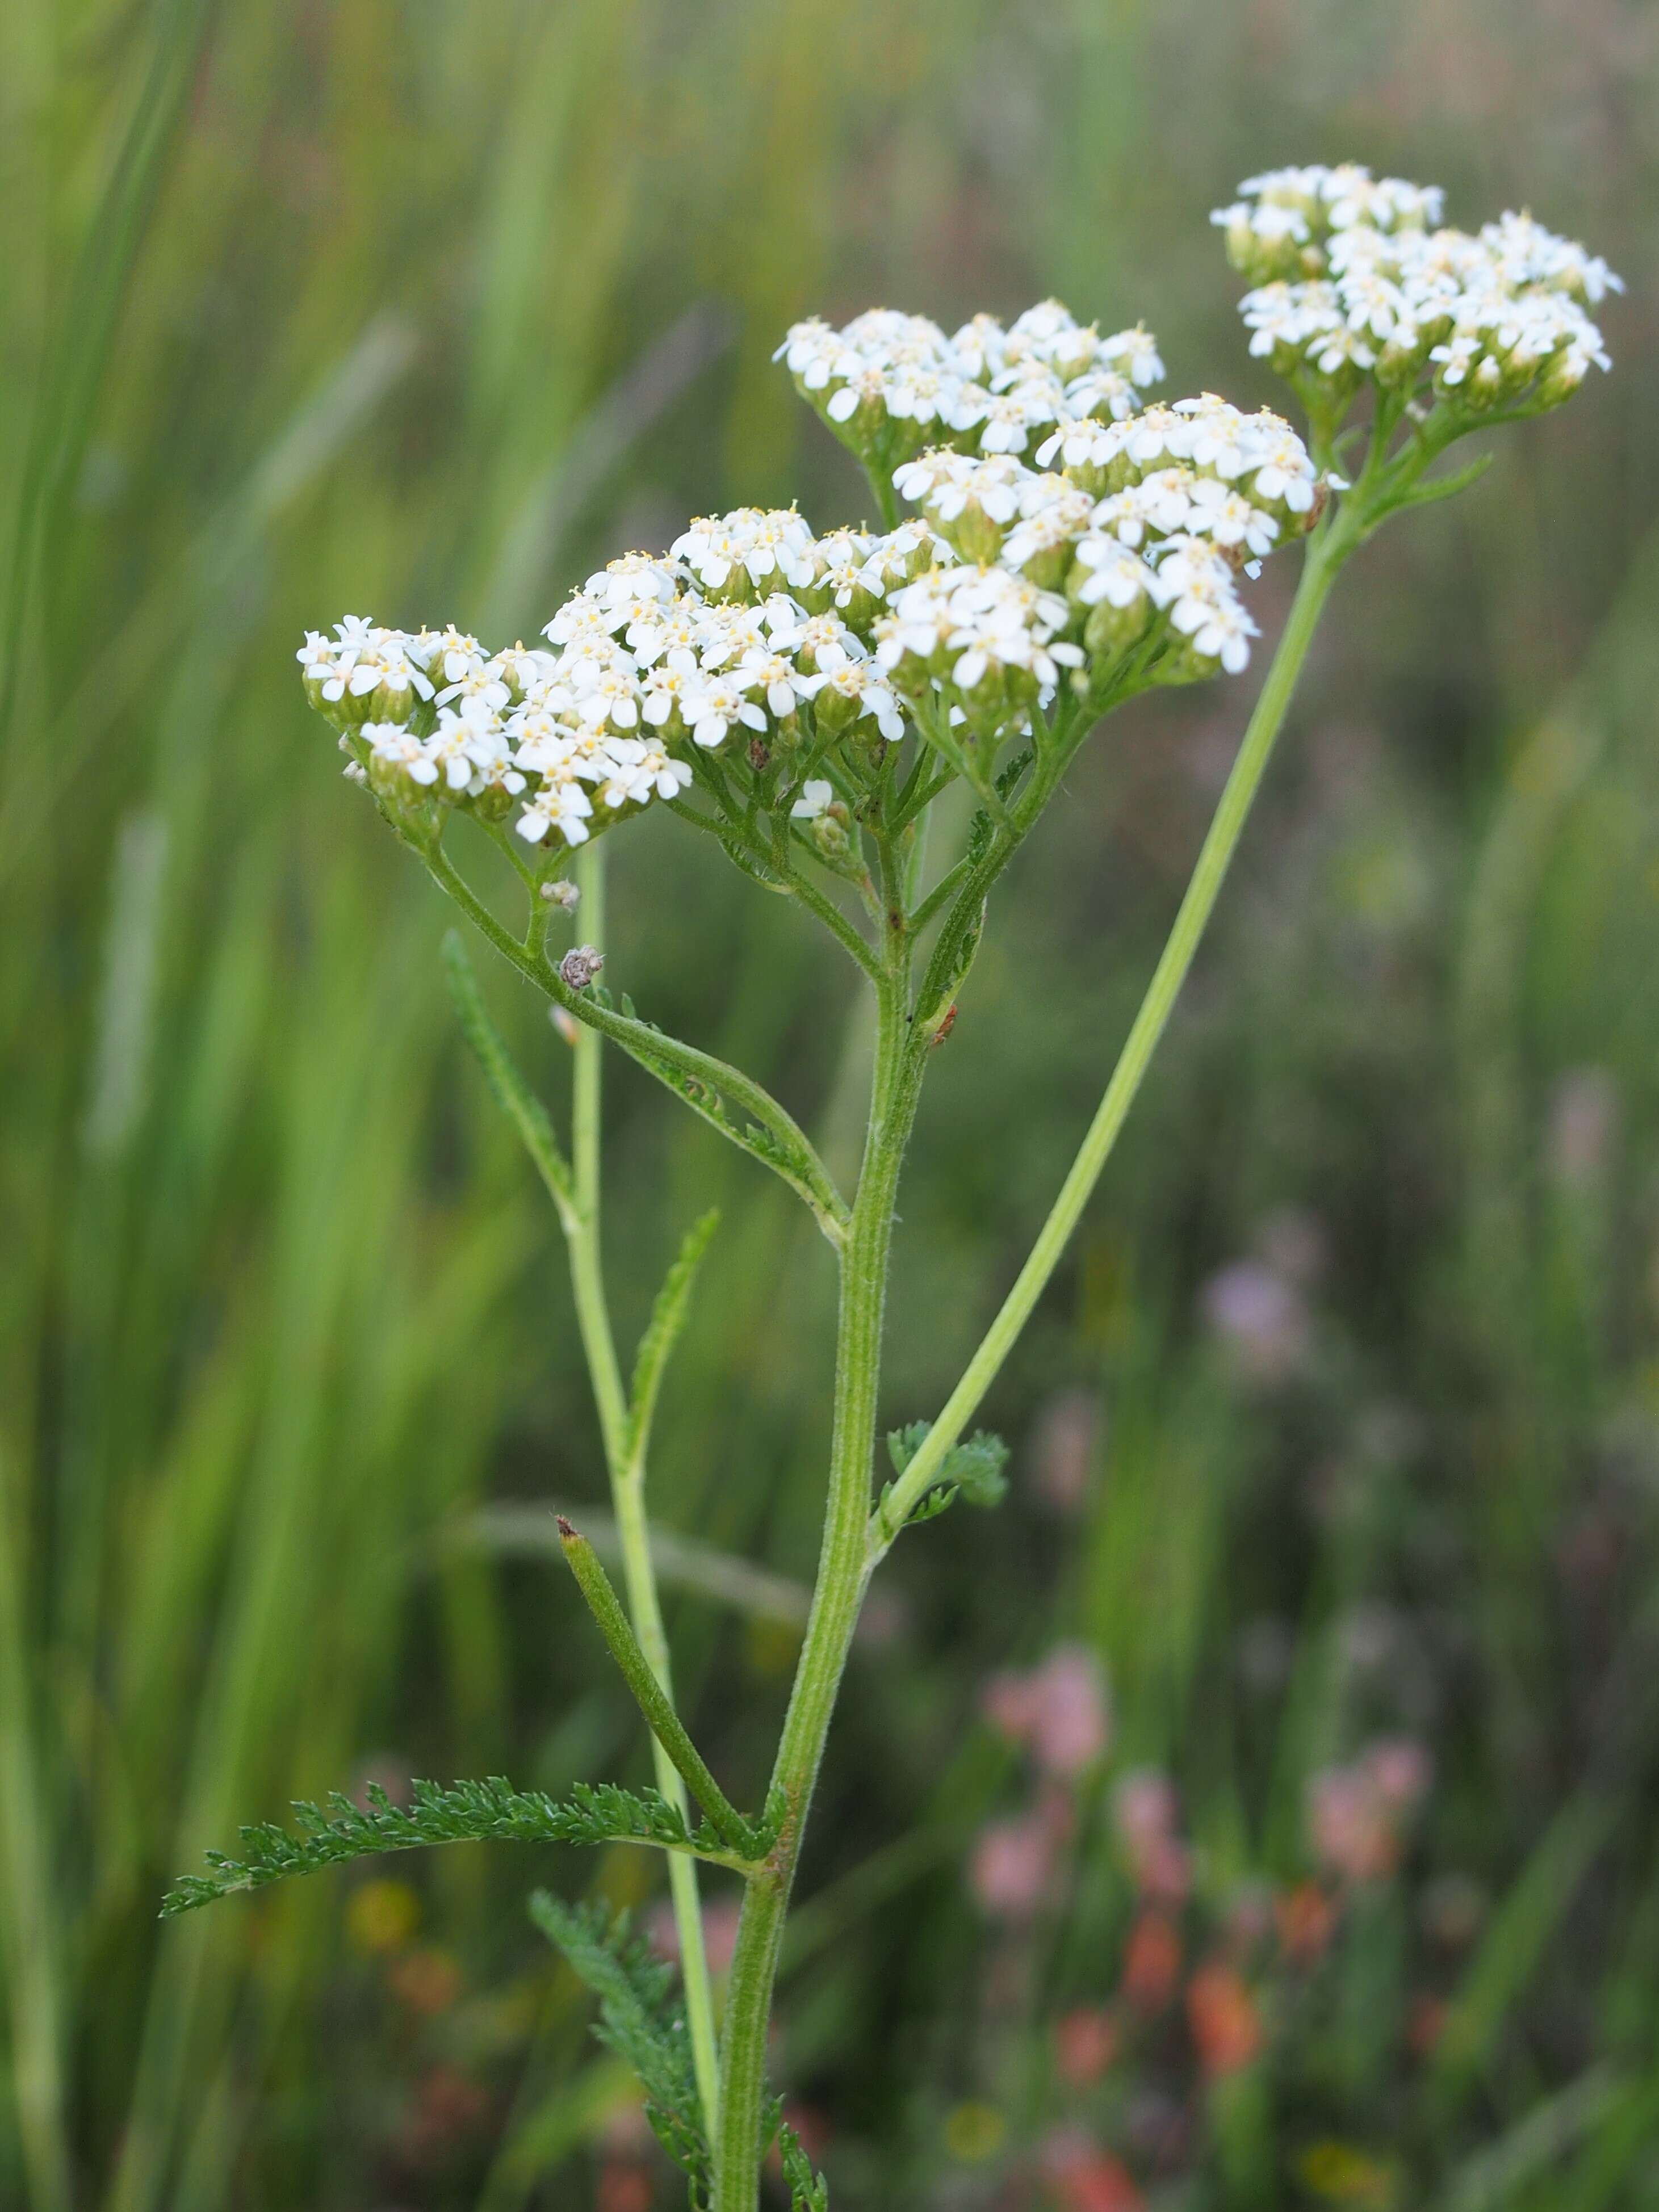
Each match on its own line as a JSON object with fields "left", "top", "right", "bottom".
{"left": 564, "top": 845, "right": 723, "bottom": 2135}
{"left": 873, "top": 522, "right": 1348, "bottom": 1546}
{"left": 713, "top": 951, "right": 924, "bottom": 2208}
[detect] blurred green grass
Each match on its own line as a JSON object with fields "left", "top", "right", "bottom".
{"left": 2, "top": 1, "right": 1657, "bottom": 2206}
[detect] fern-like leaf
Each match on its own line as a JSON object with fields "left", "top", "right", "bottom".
{"left": 878, "top": 1421, "right": 1009, "bottom": 1530}
{"left": 778, "top": 2117, "right": 831, "bottom": 2210}
{"left": 531, "top": 1893, "right": 711, "bottom": 2204}
{"left": 161, "top": 1776, "right": 758, "bottom": 1916}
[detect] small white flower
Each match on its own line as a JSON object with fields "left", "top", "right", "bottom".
{"left": 735, "top": 648, "right": 817, "bottom": 720}
{"left": 516, "top": 780, "right": 595, "bottom": 847}
{"left": 1098, "top": 323, "right": 1165, "bottom": 387}
{"left": 683, "top": 678, "right": 768, "bottom": 750}
{"left": 791, "top": 778, "right": 835, "bottom": 821}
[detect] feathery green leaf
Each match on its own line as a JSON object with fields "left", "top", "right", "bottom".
{"left": 161, "top": 1776, "right": 755, "bottom": 1915}
{"left": 778, "top": 2117, "right": 831, "bottom": 2210}
{"left": 531, "top": 1893, "right": 711, "bottom": 2205}
{"left": 879, "top": 1422, "right": 1009, "bottom": 1529}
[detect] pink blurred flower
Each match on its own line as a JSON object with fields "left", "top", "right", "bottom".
{"left": 1201, "top": 1258, "right": 1310, "bottom": 1382}
{"left": 1111, "top": 1771, "right": 1191, "bottom": 1902}
{"left": 1547, "top": 1065, "right": 1616, "bottom": 1190}
{"left": 1366, "top": 1736, "right": 1432, "bottom": 1809}
{"left": 983, "top": 1645, "right": 1111, "bottom": 1778}
{"left": 1054, "top": 2006, "right": 1119, "bottom": 2087}
{"left": 1308, "top": 1767, "right": 1396, "bottom": 1883}
{"left": 971, "top": 1806, "right": 1061, "bottom": 1919}
{"left": 1029, "top": 1389, "right": 1103, "bottom": 1515}
{"left": 1306, "top": 1740, "right": 1431, "bottom": 1885}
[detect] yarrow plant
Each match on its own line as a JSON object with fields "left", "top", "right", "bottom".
{"left": 171, "top": 167, "right": 1618, "bottom": 2209}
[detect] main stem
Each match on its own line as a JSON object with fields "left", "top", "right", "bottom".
{"left": 712, "top": 492, "right": 1369, "bottom": 2201}
{"left": 713, "top": 953, "right": 923, "bottom": 2207}
{"left": 564, "top": 844, "right": 722, "bottom": 2137}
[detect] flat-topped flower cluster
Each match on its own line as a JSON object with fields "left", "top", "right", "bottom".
{"left": 297, "top": 175, "right": 1617, "bottom": 860}
{"left": 776, "top": 299, "right": 1164, "bottom": 472}
{"left": 299, "top": 358, "right": 1324, "bottom": 849}
{"left": 1213, "top": 162, "right": 1619, "bottom": 408}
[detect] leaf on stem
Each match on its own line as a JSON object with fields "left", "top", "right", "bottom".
{"left": 546, "top": 970, "right": 849, "bottom": 1246}
{"left": 558, "top": 1520, "right": 770, "bottom": 1860}
{"left": 442, "top": 931, "right": 575, "bottom": 1221}
{"left": 778, "top": 2116, "right": 831, "bottom": 2210}
{"left": 626, "top": 1210, "right": 720, "bottom": 1470}
{"left": 530, "top": 1893, "right": 712, "bottom": 2204}
{"left": 878, "top": 1422, "right": 1009, "bottom": 1531}
{"left": 1384, "top": 448, "right": 1495, "bottom": 516}
{"left": 160, "top": 1776, "right": 750, "bottom": 1915}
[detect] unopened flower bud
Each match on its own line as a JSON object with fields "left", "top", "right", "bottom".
{"left": 540, "top": 878, "right": 579, "bottom": 909}
{"left": 559, "top": 945, "right": 605, "bottom": 991}
{"left": 811, "top": 804, "right": 852, "bottom": 860}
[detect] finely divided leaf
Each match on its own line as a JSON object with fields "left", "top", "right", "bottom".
{"left": 881, "top": 1422, "right": 1009, "bottom": 1527}
{"left": 162, "top": 1776, "right": 739, "bottom": 1916}
{"left": 778, "top": 2117, "right": 831, "bottom": 2210}
{"left": 531, "top": 1893, "right": 711, "bottom": 2204}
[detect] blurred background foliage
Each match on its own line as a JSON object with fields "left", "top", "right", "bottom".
{"left": 2, "top": 1, "right": 1658, "bottom": 2206}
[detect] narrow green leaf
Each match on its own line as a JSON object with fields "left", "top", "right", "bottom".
{"left": 544, "top": 967, "right": 847, "bottom": 1244}
{"left": 1388, "top": 448, "right": 1494, "bottom": 515}
{"left": 1432, "top": 1790, "right": 1615, "bottom": 2105}
{"left": 442, "top": 931, "right": 575, "bottom": 1219}
{"left": 627, "top": 1210, "right": 720, "bottom": 1469}
{"left": 558, "top": 1520, "right": 766, "bottom": 1860}
{"left": 530, "top": 1894, "right": 711, "bottom": 2203}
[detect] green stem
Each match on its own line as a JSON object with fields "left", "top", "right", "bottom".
{"left": 872, "top": 523, "right": 1348, "bottom": 1547}
{"left": 712, "top": 953, "right": 924, "bottom": 2209}
{"left": 563, "top": 845, "right": 724, "bottom": 2137}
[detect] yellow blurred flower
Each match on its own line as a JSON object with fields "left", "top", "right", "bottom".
{"left": 944, "top": 2103, "right": 1006, "bottom": 2163}
{"left": 345, "top": 1878, "right": 420, "bottom": 1955}
{"left": 1297, "top": 2139, "right": 1398, "bottom": 2205}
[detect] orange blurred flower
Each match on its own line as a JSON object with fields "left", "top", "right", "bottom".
{"left": 1276, "top": 1881, "right": 1335, "bottom": 1963}
{"left": 1407, "top": 1992, "right": 1448, "bottom": 2056}
{"left": 1120, "top": 1911, "right": 1182, "bottom": 2010}
{"left": 388, "top": 1946, "right": 462, "bottom": 2016}
{"left": 1186, "top": 1961, "right": 1262, "bottom": 2076}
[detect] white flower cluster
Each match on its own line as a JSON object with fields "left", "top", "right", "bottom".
{"left": 776, "top": 300, "right": 1165, "bottom": 468}
{"left": 877, "top": 393, "right": 1326, "bottom": 715}
{"left": 1213, "top": 164, "right": 1619, "bottom": 408}
{"left": 298, "top": 523, "right": 923, "bottom": 850}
